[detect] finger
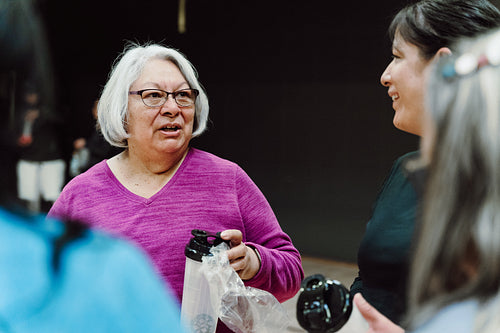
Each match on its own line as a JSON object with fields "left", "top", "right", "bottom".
{"left": 220, "top": 229, "right": 242, "bottom": 246}
{"left": 226, "top": 243, "right": 246, "bottom": 261}
{"left": 229, "top": 256, "right": 245, "bottom": 272}
{"left": 354, "top": 293, "right": 379, "bottom": 323}
{"left": 354, "top": 294, "right": 404, "bottom": 333}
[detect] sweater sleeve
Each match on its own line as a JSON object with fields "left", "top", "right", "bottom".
{"left": 48, "top": 174, "right": 95, "bottom": 225}
{"left": 48, "top": 182, "right": 76, "bottom": 221}
{"left": 234, "top": 166, "right": 304, "bottom": 302}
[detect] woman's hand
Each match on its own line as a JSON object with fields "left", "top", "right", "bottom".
{"left": 220, "top": 229, "right": 261, "bottom": 280}
{"left": 354, "top": 293, "right": 405, "bottom": 333}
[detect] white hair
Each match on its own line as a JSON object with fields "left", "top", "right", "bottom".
{"left": 98, "top": 42, "right": 209, "bottom": 147}
{"left": 406, "top": 28, "right": 500, "bottom": 333}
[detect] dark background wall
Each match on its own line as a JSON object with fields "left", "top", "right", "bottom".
{"left": 39, "top": 0, "right": 426, "bottom": 262}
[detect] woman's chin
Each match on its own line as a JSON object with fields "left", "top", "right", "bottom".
{"left": 393, "top": 116, "right": 413, "bottom": 135}
{"left": 156, "top": 142, "right": 189, "bottom": 155}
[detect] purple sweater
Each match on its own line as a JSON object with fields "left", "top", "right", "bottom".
{"left": 49, "top": 148, "right": 303, "bottom": 306}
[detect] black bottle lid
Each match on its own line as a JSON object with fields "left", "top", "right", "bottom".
{"left": 185, "top": 229, "right": 226, "bottom": 262}
{"left": 296, "top": 274, "right": 353, "bottom": 333}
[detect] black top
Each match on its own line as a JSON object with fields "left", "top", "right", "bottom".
{"left": 16, "top": 105, "right": 64, "bottom": 162}
{"left": 80, "top": 130, "right": 122, "bottom": 173}
{"left": 350, "top": 151, "right": 420, "bottom": 324}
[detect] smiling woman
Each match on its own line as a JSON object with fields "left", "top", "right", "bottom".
{"left": 379, "top": 32, "right": 445, "bottom": 136}
{"left": 47, "top": 42, "right": 304, "bottom": 333}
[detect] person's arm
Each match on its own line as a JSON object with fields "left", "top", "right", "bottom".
{"left": 229, "top": 166, "right": 304, "bottom": 302}
{"left": 354, "top": 293, "right": 405, "bottom": 333}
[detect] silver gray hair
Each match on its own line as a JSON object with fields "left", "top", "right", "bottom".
{"left": 98, "top": 42, "right": 209, "bottom": 147}
{"left": 406, "top": 28, "right": 500, "bottom": 332}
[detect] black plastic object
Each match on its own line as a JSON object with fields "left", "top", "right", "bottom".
{"left": 296, "top": 274, "right": 353, "bottom": 333}
{"left": 185, "top": 229, "right": 227, "bottom": 262}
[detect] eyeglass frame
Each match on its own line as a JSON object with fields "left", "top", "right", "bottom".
{"left": 128, "top": 88, "right": 199, "bottom": 107}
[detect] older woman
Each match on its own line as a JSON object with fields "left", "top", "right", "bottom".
{"left": 48, "top": 44, "right": 303, "bottom": 332}
{"left": 350, "top": 0, "right": 500, "bottom": 324}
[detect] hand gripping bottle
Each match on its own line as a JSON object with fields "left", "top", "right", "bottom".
{"left": 181, "top": 229, "right": 226, "bottom": 333}
{"left": 296, "top": 274, "right": 368, "bottom": 333}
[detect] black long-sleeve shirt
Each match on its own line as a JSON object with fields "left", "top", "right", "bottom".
{"left": 350, "top": 151, "right": 419, "bottom": 324}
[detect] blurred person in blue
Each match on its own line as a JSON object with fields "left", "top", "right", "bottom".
{"left": 0, "top": 1, "right": 186, "bottom": 332}
{"left": 355, "top": 26, "right": 500, "bottom": 333}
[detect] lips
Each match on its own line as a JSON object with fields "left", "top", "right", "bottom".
{"left": 160, "top": 124, "right": 181, "bottom": 132}
{"left": 389, "top": 92, "right": 399, "bottom": 101}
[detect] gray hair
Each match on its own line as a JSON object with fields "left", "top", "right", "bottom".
{"left": 406, "top": 28, "right": 500, "bottom": 332}
{"left": 98, "top": 42, "right": 209, "bottom": 148}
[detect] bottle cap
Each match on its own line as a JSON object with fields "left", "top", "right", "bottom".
{"left": 296, "top": 274, "right": 353, "bottom": 332}
{"left": 185, "top": 229, "right": 226, "bottom": 262}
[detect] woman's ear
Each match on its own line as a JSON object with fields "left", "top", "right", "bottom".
{"left": 429, "top": 47, "right": 452, "bottom": 65}
{"left": 436, "top": 47, "right": 452, "bottom": 57}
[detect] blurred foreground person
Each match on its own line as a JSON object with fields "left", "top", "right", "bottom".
{"left": 351, "top": 0, "right": 500, "bottom": 323}
{"left": 0, "top": 1, "right": 186, "bottom": 332}
{"left": 355, "top": 27, "right": 500, "bottom": 333}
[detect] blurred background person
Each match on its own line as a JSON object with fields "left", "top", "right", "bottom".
{"left": 15, "top": 80, "right": 66, "bottom": 213}
{"left": 350, "top": 0, "right": 500, "bottom": 324}
{"left": 0, "top": 0, "right": 53, "bottom": 209}
{"left": 0, "top": 0, "right": 65, "bottom": 214}
{"left": 48, "top": 42, "right": 304, "bottom": 333}
{"left": 0, "top": 1, "right": 187, "bottom": 331}
{"left": 355, "top": 26, "right": 500, "bottom": 333}
{"left": 69, "top": 98, "right": 122, "bottom": 178}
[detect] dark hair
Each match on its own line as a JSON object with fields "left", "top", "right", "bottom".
{"left": 52, "top": 220, "right": 88, "bottom": 273}
{"left": 389, "top": 0, "right": 500, "bottom": 60}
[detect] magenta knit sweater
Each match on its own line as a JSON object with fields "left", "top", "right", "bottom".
{"left": 49, "top": 148, "right": 303, "bottom": 306}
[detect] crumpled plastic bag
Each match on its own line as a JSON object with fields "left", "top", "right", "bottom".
{"left": 200, "top": 242, "right": 290, "bottom": 333}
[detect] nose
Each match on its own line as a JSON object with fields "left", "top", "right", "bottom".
{"left": 380, "top": 65, "right": 392, "bottom": 87}
{"left": 159, "top": 95, "right": 180, "bottom": 117}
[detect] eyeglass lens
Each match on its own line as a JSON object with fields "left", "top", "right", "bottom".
{"left": 141, "top": 89, "right": 197, "bottom": 107}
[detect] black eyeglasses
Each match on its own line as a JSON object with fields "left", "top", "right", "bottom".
{"left": 129, "top": 88, "right": 199, "bottom": 107}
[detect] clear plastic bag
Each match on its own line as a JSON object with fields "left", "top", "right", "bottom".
{"left": 200, "top": 243, "right": 290, "bottom": 333}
